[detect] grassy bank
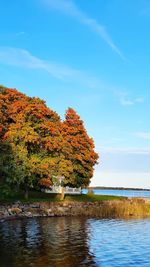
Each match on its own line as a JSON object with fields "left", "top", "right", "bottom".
{"left": 64, "top": 194, "right": 124, "bottom": 202}
{"left": 0, "top": 190, "right": 124, "bottom": 203}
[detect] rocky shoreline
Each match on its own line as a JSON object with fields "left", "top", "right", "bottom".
{"left": 0, "top": 198, "right": 150, "bottom": 221}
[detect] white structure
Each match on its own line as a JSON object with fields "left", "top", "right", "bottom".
{"left": 42, "top": 175, "right": 82, "bottom": 195}
{"left": 43, "top": 186, "right": 81, "bottom": 195}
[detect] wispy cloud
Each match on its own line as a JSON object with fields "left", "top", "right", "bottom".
{"left": 0, "top": 46, "right": 141, "bottom": 107}
{"left": 0, "top": 46, "right": 107, "bottom": 90}
{"left": 0, "top": 46, "right": 79, "bottom": 80}
{"left": 135, "top": 132, "right": 150, "bottom": 140}
{"left": 116, "top": 91, "right": 144, "bottom": 106}
{"left": 42, "top": 0, "right": 125, "bottom": 60}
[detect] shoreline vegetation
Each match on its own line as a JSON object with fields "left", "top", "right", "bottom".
{"left": 0, "top": 192, "right": 150, "bottom": 221}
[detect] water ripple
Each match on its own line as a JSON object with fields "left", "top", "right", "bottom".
{"left": 0, "top": 217, "right": 150, "bottom": 267}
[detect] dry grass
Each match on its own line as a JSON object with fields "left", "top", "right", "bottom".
{"left": 69, "top": 199, "right": 150, "bottom": 219}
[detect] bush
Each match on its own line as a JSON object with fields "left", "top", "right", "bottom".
{"left": 0, "top": 184, "right": 16, "bottom": 198}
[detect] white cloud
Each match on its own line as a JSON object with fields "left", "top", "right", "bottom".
{"left": 116, "top": 91, "right": 144, "bottom": 106}
{"left": 135, "top": 132, "right": 150, "bottom": 140}
{"left": 43, "top": 0, "right": 125, "bottom": 60}
{"left": 120, "top": 98, "right": 134, "bottom": 106}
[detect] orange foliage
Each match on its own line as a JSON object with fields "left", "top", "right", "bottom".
{"left": 39, "top": 178, "right": 52, "bottom": 187}
{"left": 61, "top": 108, "right": 99, "bottom": 187}
{"left": 0, "top": 87, "right": 99, "bottom": 190}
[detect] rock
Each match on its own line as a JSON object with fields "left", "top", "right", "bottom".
{"left": 48, "top": 213, "right": 55, "bottom": 217}
{"left": 63, "top": 203, "right": 68, "bottom": 207}
{"left": 29, "top": 204, "right": 40, "bottom": 208}
{"left": 24, "top": 212, "right": 32, "bottom": 217}
{"left": 45, "top": 209, "right": 51, "bottom": 215}
{"left": 8, "top": 208, "right": 22, "bottom": 215}
{"left": 43, "top": 208, "right": 53, "bottom": 216}
{"left": 57, "top": 207, "right": 65, "bottom": 212}
{"left": 13, "top": 201, "right": 22, "bottom": 206}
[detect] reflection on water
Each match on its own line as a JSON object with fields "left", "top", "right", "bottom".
{"left": 0, "top": 217, "right": 150, "bottom": 267}
{"left": 0, "top": 218, "right": 97, "bottom": 267}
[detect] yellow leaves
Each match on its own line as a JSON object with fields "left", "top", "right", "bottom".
{"left": 58, "top": 158, "right": 73, "bottom": 174}
{"left": 49, "top": 158, "right": 56, "bottom": 168}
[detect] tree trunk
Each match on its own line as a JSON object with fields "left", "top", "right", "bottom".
{"left": 60, "top": 187, "right": 65, "bottom": 200}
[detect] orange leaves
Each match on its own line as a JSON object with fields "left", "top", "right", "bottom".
{"left": 61, "top": 108, "right": 99, "bottom": 187}
{"left": 65, "top": 107, "right": 83, "bottom": 126}
{"left": 37, "top": 121, "right": 59, "bottom": 137}
{"left": 24, "top": 100, "right": 60, "bottom": 126}
{"left": 39, "top": 178, "right": 52, "bottom": 187}
{"left": 1, "top": 86, "right": 99, "bottom": 190}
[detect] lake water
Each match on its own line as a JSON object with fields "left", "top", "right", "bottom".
{"left": 0, "top": 217, "right": 150, "bottom": 267}
{"left": 83, "top": 189, "right": 150, "bottom": 198}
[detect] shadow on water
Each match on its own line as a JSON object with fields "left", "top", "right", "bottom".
{"left": 0, "top": 217, "right": 98, "bottom": 267}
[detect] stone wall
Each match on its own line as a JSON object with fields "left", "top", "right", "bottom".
{"left": 0, "top": 198, "right": 150, "bottom": 221}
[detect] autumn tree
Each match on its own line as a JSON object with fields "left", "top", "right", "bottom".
{"left": 61, "top": 108, "right": 99, "bottom": 188}
{"left": 0, "top": 87, "right": 63, "bottom": 198}
{"left": 0, "top": 87, "right": 99, "bottom": 198}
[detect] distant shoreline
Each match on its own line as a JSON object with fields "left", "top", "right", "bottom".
{"left": 88, "top": 186, "right": 150, "bottom": 191}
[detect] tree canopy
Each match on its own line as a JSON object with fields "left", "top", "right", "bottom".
{"left": 0, "top": 86, "right": 99, "bottom": 197}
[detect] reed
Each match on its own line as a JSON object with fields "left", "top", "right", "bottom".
{"left": 69, "top": 199, "right": 150, "bottom": 219}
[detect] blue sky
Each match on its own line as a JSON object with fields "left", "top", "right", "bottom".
{"left": 0, "top": 0, "right": 150, "bottom": 188}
